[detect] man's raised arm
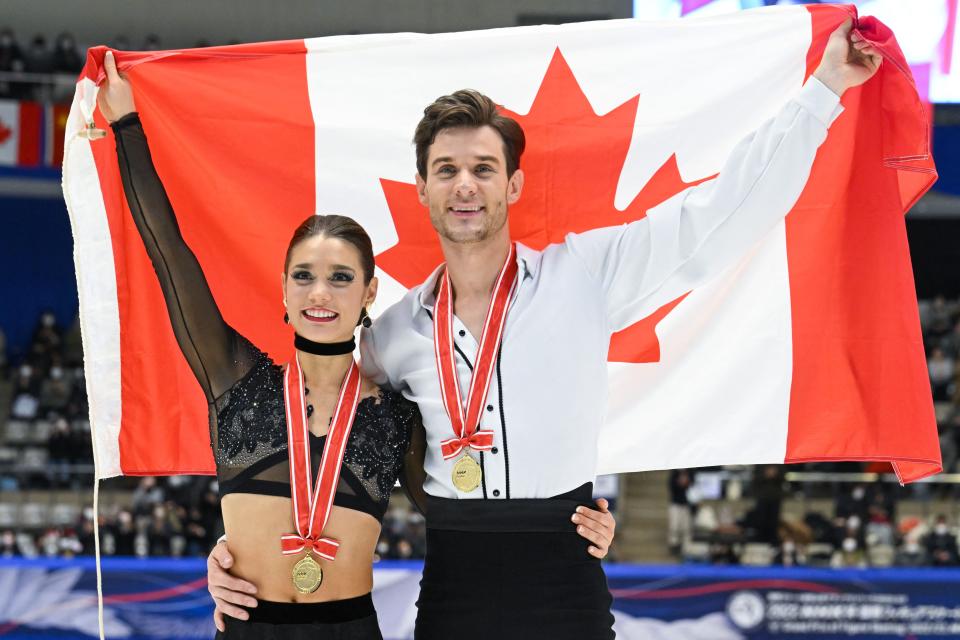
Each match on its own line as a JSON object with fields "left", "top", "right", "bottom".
{"left": 565, "top": 20, "right": 881, "bottom": 331}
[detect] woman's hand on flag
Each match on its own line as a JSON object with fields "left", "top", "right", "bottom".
{"left": 97, "top": 50, "right": 137, "bottom": 122}
{"left": 814, "top": 19, "right": 883, "bottom": 97}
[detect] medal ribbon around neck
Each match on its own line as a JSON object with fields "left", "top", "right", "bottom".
{"left": 434, "top": 243, "right": 519, "bottom": 460}
{"left": 280, "top": 354, "right": 361, "bottom": 560}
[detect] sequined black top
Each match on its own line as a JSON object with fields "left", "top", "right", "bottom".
{"left": 111, "top": 113, "right": 426, "bottom": 522}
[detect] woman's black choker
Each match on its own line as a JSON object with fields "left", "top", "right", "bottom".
{"left": 294, "top": 333, "right": 356, "bottom": 356}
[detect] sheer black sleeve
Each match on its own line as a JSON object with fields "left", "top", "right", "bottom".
{"left": 398, "top": 401, "right": 428, "bottom": 516}
{"left": 111, "top": 112, "right": 254, "bottom": 401}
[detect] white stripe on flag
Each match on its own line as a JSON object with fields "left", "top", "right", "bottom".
{"left": 0, "top": 100, "right": 21, "bottom": 166}
{"left": 62, "top": 79, "right": 123, "bottom": 478}
{"left": 599, "top": 223, "right": 794, "bottom": 474}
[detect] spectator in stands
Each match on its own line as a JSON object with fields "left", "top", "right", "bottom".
{"left": 65, "top": 365, "right": 89, "bottom": 420}
{"left": 52, "top": 32, "right": 82, "bottom": 74}
{"left": 131, "top": 477, "right": 165, "bottom": 516}
{"left": 925, "top": 296, "right": 956, "bottom": 342}
{"left": 10, "top": 363, "right": 40, "bottom": 420}
{"left": 47, "top": 416, "right": 74, "bottom": 487}
{"left": 923, "top": 515, "right": 959, "bottom": 566}
{"left": 146, "top": 504, "right": 181, "bottom": 556}
{"left": 184, "top": 506, "right": 210, "bottom": 557}
{"left": 0, "top": 530, "right": 15, "bottom": 557}
{"left": 0, "top": 28, "right": 23, "bottom": 69}
{"left": 894, "top": 536, "right": 927, "bottom": 567}
{"left": 12, "top": 362, "right": 40, "bottom": 396}
{"left": 22, "top": 312, "right": 62, "bottom": 380}
{"left": 835, "top": 523, "right": 866, "bottom": 568}
{"left": 939, "top": 321, "right": 960, "bottom": 359}
{"left": 58, "top": 528, "right": 82, "bottom": 558}
{"left": 30, "top": 312, "right": 61, "bottom": 362}
{"left": 40, "top": 365, "right": 72, "bottom": 413}
{"left": 23, "top": 34, "right": 53, "bottom": 100}
{"left": 928, "top": 347, "right": 955, "bottom": 401}
{"left": 865, "top": 504, "right": 895, "bottom": 548}
{"left": 776, "top": 520, "right": 812, "bottom": 567}
{"left": 835, "top": 483, "right": 869, "bottom": 523}
{"left": 667, "top": 469, "right": 694, "bottom": 557}
{"left": 743, "top": 465, "right": 784, "bottom": 544}
{"left": 0, "top": 28, "right": 25, "bottom": 99}
{"left": 111, "top": 509, "right": 136, "bottom": 556}
{"left": 78, "top": 511, "right": 96, "bottom": 555}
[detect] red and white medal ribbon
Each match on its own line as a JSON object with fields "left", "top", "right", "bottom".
{"left": 280, "top": 355, "right": 360, "bottom": 561}
{"left": 433, "top": 243, "right": 519, "bottom": 461}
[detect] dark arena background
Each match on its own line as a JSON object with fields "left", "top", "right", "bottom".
{"left": 1, "top": 0, "right": 959, "bottom": 638}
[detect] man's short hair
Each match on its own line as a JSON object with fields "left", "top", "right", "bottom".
{"left": 414, "top": 89, "right": 526, "bottom": 179}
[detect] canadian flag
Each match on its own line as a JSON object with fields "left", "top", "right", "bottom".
{"left": 63, "top": 4, "right": 940, "bottom": 482}
{"left": 0, "top": 100, "right": 42, "bottom": 166}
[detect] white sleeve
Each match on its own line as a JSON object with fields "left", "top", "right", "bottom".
{"left": 564, "top": 77, "right": 843, "bottom": 332}
{"left": 358, "top": 325, "right": 390, "bottom": 387}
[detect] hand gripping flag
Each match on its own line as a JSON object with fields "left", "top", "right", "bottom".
{"left": 63, "top": 4, "right": 940, "bottom": 482}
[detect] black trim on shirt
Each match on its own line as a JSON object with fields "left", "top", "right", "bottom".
{"left": 495, "top": 341, "right": 511, "bottom": 499}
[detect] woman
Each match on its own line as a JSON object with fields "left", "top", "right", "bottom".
{"left": 98, "top": 50, "right": 425, "bottom": 639}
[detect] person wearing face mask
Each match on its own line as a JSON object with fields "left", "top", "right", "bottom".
{"left": 10, "top": 364, "right": 40, "bottom": 420}
{"left": 923, "top": 515, "right": 959, "bottom": 567}
{"left": 96, "top": 50, "right": 610, "bottom": 640}
{"left": 40, "top": 365, "right": 71, "bottom": 412}
{"left": 52, "top": 32, "right": 83, "bottom": 74}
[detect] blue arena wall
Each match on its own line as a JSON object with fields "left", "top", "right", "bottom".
{"left": 1, "top": 558, "right": 959, "bottom": 639}
{"left": 0, "top": 193, "right": 78, "bottom": 360}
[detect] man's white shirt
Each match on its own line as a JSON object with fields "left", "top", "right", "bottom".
{"left": 361, "top": 77, "right": 843, "bottom": 500}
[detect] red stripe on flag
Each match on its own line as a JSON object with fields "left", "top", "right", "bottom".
{"left": 783, "top": 7, "right": 940, "bottom": 483}
{"left": 17, "top": 102, "right": 42, "bottom": 166}
{"left": 86, "top": 41, "right": 314, "bottom": 474}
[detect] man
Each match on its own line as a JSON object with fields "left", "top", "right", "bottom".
{"left": 209, "top": 19, "right": 880, "bottom": 638}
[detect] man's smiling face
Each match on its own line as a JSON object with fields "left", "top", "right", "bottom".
{"left": 416, "top": 125, "right": 523, "bottom": 245}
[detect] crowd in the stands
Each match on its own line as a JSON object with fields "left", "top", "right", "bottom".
{"left": 2, "top": 296, "right": 959, "bottom": 562}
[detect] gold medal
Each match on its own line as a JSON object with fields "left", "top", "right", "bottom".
{"left": 451, "top": 454, "right": 482, "bottom": 493}
{"left": 292, "top": 554, "right": 323, "bottom": 593}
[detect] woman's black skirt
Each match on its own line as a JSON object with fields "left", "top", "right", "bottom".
{"left": 216, "top": 593, "right": 382, "bottom": 640}
{"left": 415, "top": 483, "right": 615, "bottom": 640}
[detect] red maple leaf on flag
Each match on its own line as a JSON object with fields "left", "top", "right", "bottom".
{"left": 0, "top": 119, "right": 11, "bottom": 145}
{"left": 376, "top": 48, "right": 714, "bottom": 363}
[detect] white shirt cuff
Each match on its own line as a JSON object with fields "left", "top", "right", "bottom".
{"left": 796, "top": 76, "right": 844, "bottom": 127}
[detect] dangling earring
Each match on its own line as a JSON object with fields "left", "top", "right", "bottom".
{"left": 358, "top": 307, "right": 372, "bottom": 328}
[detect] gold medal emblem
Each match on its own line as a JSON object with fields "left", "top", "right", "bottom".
{"left": 292, "top": 554, "right": 323, "bottom": 593}
{"left": 451, "top": 454, "right": 482, "bottom": 493}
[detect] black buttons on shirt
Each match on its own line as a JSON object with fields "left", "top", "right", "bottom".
{"left": 493, "top": 489, "right": 501, "bottom": 497}
{"left": 458, "top": 329, "right": 466, "bottom": 337}
{"left": 491, "top": 447, "right": 499, "bottom": 454}
{"left": 486, "top": 404, "right": 494, "bottom": 412}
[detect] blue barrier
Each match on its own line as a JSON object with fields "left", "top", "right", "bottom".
{"left": 2, "top": 558, "right": 960, "bottom": 639}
